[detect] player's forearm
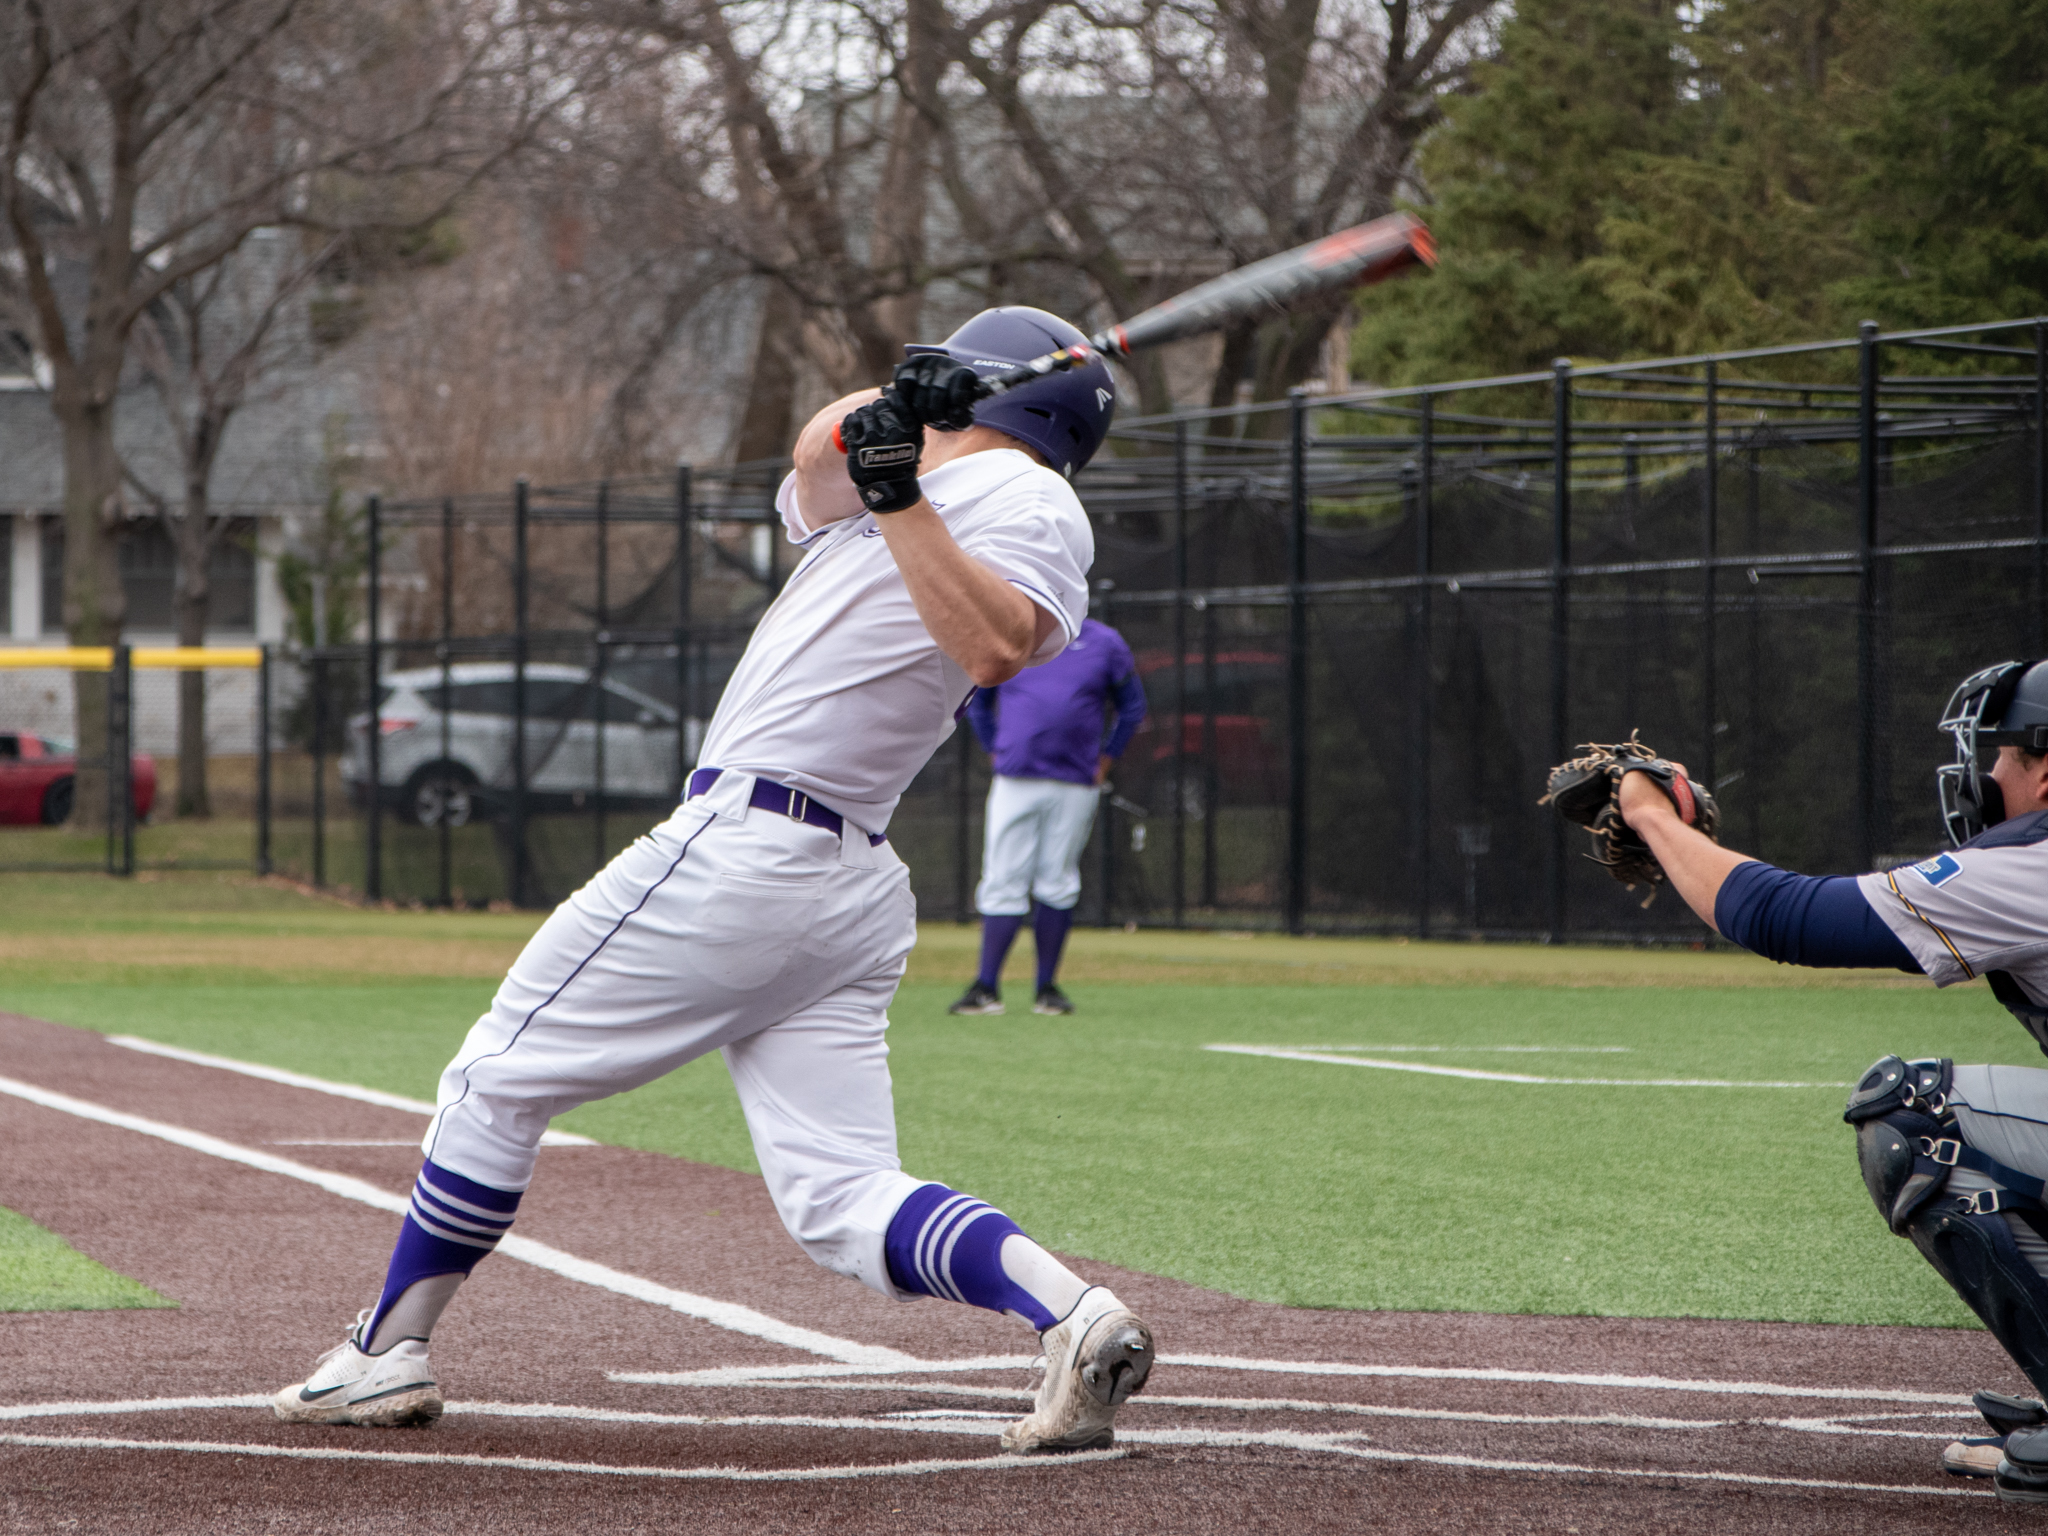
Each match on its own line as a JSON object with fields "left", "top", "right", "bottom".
{"left": 1624, "top": 804, "right": 1757, "bottom": 930}
{"left": 792, "top": 389, "right": 883, "bottom": 530}
{"left": 876, "top": 505, "right": 1044, "bottom": 685}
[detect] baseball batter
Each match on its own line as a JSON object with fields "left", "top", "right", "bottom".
{"left": 952, "top": 618, "right": 1147, "bottom": 1017}
{"left": 1598, "top": 659, "right": 2048, "bottom": 1500}
{"left": 272, "top": 307, "right": 1156, "bottom": 1455}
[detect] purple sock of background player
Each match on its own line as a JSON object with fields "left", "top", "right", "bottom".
{"left": 975, "top": 912, "right": 1026, "bottom": 991}
{"left": 1033, "top": 902, "right": 1074, "bottom": 992}
{"left": 883, "top": 1181, "right": 1088, "bottom": 1332}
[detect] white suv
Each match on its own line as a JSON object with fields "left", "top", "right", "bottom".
{"left": 343, "top": 663, "right": 687, "bottom": 826}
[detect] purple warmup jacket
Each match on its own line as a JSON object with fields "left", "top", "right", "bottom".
{"left": 966, "top": 619, "right": 1148, "bottom": 787}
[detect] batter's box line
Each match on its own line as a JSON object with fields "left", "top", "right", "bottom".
{"left": 1205, "top": 1043, "right": 1851, "bottom": 1088}
{"left": 615, "top": 1355, "right": 1976, "bottom": 1408}
{"left": 0, "top": 1414, "right": 1989, "bottom": 1499}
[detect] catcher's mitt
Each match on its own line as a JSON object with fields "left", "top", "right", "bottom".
{"left": 1538, "top": 732, "right": 1719, "bottom": 905}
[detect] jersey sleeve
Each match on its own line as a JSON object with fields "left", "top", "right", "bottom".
{"left": 1858, "top": 840, "right": 2048, "bottom": 989}
{"left": 1102, "top": 636, "right": 1148, "bottom": 759}
{"left": 1714, "top": 862, "right": 1922, "bottom": 972}
{"left": 774, "top": 473, "right": 832, "bottom": 546}
{"left": 955, "top": 476, "right": 1092, "bottom": 663}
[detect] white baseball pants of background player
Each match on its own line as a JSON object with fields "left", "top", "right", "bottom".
{"left": 974, "top": 774, "right": 1100, "bottom": 916}
{"left": 420, "top": 769, "right": 924, "bottom": 1297}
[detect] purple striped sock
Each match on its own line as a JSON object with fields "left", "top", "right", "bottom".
{"left": 1033, "top": 902, "right": 1074, "bottom": 991}
{"left": 883, "top": 1182, "right": 1056, "bottom": 1331}
{"left": 360, "top": 1160, "right": 521, "bottom": 1349}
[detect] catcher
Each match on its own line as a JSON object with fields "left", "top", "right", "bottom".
{"left": 1546, "top": 661, "right": 2048, "bottom": 1502}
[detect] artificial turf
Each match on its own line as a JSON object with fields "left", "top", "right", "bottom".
{"left": 0, "top": 870, "right": 2012, "bottom": 1328}
{"left": 0, "top": 1205, "right": 175, "bottom": 1314}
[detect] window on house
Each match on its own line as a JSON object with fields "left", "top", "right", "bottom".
{"left": 41, "top": 518, "right": 258, "bottom": 634}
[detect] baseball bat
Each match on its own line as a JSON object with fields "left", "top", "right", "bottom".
{"left": 833, "top": 212, "right": 1434, "bottom": 449}
{"left": 976, "top": 211, "right": 1435, "bottom": 399}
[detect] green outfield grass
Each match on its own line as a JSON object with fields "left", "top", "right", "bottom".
{"left": 0, "top": 1205, "right": 175, "bottom": 1314}
{"left": 0, "top": 870, "right": 2009, "bottom": 1328}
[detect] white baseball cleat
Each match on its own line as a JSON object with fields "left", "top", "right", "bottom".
{"left": 1001, "top": 1286, "right": 1153, "bottom": 1454}
{"left": 272, "top": 1312, "right": 443, "bottom": 1427}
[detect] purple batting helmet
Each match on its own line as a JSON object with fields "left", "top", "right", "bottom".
{"left": 905, "top": 307, "right": 1116, "bottom": 479}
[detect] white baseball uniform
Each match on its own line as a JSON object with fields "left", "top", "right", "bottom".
{"left": 420, "top": 447, "right": 1092, "bottom": 1297}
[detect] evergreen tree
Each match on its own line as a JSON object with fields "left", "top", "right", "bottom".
{"left": 1833, "top": 0, "right": 2048, "bottom": 326}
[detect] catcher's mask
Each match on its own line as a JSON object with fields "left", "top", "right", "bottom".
{"left": 1937, "top": 658, "right": 2048, "bottom": 846}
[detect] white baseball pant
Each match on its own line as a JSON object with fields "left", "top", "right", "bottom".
{"left": 974, "top": 774, "right": 1100, "bottom": 916}
{"left": 420, "top": 769, "right": 924, "bottom": 1298}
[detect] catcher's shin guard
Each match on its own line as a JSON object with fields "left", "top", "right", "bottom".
{"left": 1900, "top": 1199, "right": 2048, "bottom": 1403}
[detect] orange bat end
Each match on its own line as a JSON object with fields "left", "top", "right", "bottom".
{"left": 831, "top": 423, "right": 845, "bottom": 452}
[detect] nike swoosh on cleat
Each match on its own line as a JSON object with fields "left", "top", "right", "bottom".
{"left": 297, "top": 1383, "right": 349, "bottom": 1401}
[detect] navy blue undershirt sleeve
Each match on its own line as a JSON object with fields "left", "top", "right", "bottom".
{"left": 1713, "top": 861, "right": 1923, "bottom": 972}
{"left": 966, "top": 687, "right": 1000, "bottom": 754}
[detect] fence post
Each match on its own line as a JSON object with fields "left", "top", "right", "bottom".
{"left": 1285, "top": 388, "right": 1310, "bottom": 936}
{"left": 512, "top": 476, "right": 530, "bottom": 907}
{"left": 1856, "top": 322, "right": 1879, "bottom": 873}
{"left": 675, "top": 463, "right": 693, "bottom": 794}
{"left": 2035, "top": 317, "right": 2046, "bottom": 653}
{"left": 1702, "top": 359, "right": 1719, "bottom": 794}
{"left": 1172, "top": 417, "right": 1189, "bottom": 931}
{"left": 593, "top": 480, "right": 609, "bottom": 875}
{"left": 365, "top": 494, "right": 382, "bottom": 902}
{"left": 312, "top": 655, "right": 327, "bottom": 888}
{"left": 439, "top": 496, "right": 454, "bottom": 908}
{"left": 1547, "top": 360, "right": 1572, "bottom": 944}
{"left": 257, "top": 644, "right": 272, "bottom": 876}
{"left": 1200, "top": 596, "right": 1218, "bottom": 910}
{"left": 1414, "top": 392, "right": 1434, "bottom": 940}
{"left": 108, "top": 643, "right": 134, "bottom": 877}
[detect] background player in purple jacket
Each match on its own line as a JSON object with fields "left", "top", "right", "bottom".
{"left": 951, "top": 617, "right": 1148, "bottom": 1016}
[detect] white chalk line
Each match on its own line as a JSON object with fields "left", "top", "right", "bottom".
{"left": 623, "top": 1355, "right": 1976, "bottom": 1408}
{"left": 0, "top": 1072, "right": 911, "bottom": 1370}
{"left": 0, "top": 1401, "right": 1984, "bottom": 1499}
{"left": 102, "top": 1035, "right": 597, "bottom": 1148}
{"left": 1206, "top": 1043, "right": 1849, "bottom": 1088}
{"left": 1281, "top": 1045, "right": 1633, "bottom": 1055}
{"left": 0, "top": 1430, "right": 1121, "bottom": 1483}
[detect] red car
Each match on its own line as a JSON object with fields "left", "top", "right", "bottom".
{"left": 0, "top": 732, "right": 156, "bottom": 826}
{"left": 1126, "top": 648, "right": 1285, "bottom": 806}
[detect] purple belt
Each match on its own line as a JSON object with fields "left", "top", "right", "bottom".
{"left": 687, "top": 768, "right": 886, "bottom": 845}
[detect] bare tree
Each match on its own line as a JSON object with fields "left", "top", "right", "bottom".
{"left": 950, "top": 0, "right": 1500, "bottom": 421}
{"left": 0, "top": 0, "right": 570, "bottom": 821}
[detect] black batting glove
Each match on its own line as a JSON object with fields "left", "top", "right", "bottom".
{"left": 841, "top": 390, "right": 925, "bottom": 513}
{"left": 891, "top": 355, "right": 983, "bottom": 432}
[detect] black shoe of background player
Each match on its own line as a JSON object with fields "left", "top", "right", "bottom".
{"left": 1033, "top": 984, "right": 1075, "bottom": 1016}
{"left": 949, "top": 982, "right": 1005, "bottom": 1016}
{"left": 1995, "top": 1425, "right": 2048, "bottom": 1502}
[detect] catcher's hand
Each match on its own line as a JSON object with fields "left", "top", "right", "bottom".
{"left": 1539, "top": 732, "right": 1719, "bottom": 905}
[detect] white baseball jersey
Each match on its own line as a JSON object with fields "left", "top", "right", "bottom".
{"left": 696, "top": 448, "right": 1092, "bottom": 834}
{"left": 1860, "top": 817, "right": 2048, "bottom": 1006}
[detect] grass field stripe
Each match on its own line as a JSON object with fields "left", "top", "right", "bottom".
{"left": 1278, "top": 1045, "right": 1633, "bottom": 1054}
{"left": 0, "top": 1432, "right": 1123, "bottom": 1482}
{"left": 1205, "top": 1044, "right": 1849, "bottom": 1088}
{"left": 0, "top": 1072, "right": 910, "bottom": 1369}
{"left": 101, "top": 1035, "right": 598, "bottom": 1148}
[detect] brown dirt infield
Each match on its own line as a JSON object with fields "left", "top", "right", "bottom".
{"left": 0, "top": 1009, "right": 2037, "bottom": 1534}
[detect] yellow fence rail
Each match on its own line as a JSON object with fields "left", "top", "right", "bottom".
{"left": 0, "top": 647, "right": 264, "bottom": 671}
